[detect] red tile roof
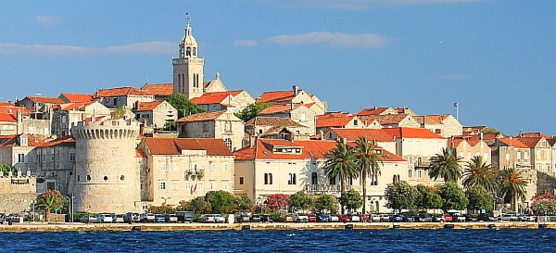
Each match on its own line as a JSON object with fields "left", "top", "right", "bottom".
{"left": 515, "top": 137, "right": 543, "bottom": 148}
{"left": 37, "top": 136, "right": 76, "bottom": 147}
{"left": 0, "top": 114, "right": 16, "bottom": 122}
{"left": 175, "top": 111, "right": 226, "bottom": 123}
{"left": 60, "top": 93, "right": 94, "bottom": 102}
{"left": 448, "top": 139, "right": 465, "bottom": 148}
{"left": 496, "top": 138, "right": 529, "bottom": 148}
{"left": 330, "top": 129, "right": 396, "bottom": 142}
{"left": 93, "top": 87, "right": 148, "bottom": 97}
{"left": 190, "top": 91, "right": 243, "bottom": 105}
{"left": 245, "top": 117, "right": 304, "bottom": 127}
{"left": 0, "top": 106, "right": 29, "bottom": 115}
{"left": 256, "top": 90, "right": 298, "bottom": 103}
{"left": 135, "top": 101, "right": 163, "bottom": 111}
{"left": 141, "top": 83, "right": 174, "bottom": 97}
{"left": 0, "top": 102, "right": 15, "bottom": 107}
{"left": 234, "top": 139, "right": 404, "bottom": 162}
{"left": 25, "top": 96, "right": 65, "bottom": 104}
{"left": 144, "top": 138, "right": 233, "bottom": 156}
{"left": 382, "top": 127, "right": 446, "bottom": 139}
{"left": 317, "top": 112, "right": 353, "bottom": 119}
{"left": 258, "top": 104, "right": 304, "bottom": 114}
{"left": 355, "top": 107, "right": 392, "bottom": 116}
{"left": 316, "top": 116, "right": 356, "bottom": 128}
{"left": 0, "top": 134, "right": 42, "bottom": 147}
{"left": 519, "top": 132, "right": 551, "bottom": 139}
{"left": 425, "top": 115, "right": 451, "bottom": 123}
{"left": 57, "top": 101, "right": 96, "bottom": 111}
{"left": 359, "top": 114, "right": 411, "bottom": 125}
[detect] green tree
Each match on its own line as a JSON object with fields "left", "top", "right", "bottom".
{"left": 0, "top": 164, "right": 17, "bottom": 176}
{"left": 288, "top": 191, "right": 314, "bottom": 212}
{"left": 482, "top": 127, "right": 501, "bottom": 135}
{"left": 499, "top": 167, "right": 528, "bottom": 212}
{"left": 314, "top": 194, "right": 337, "bottom": 213}
{"left": 235, "top": 195, "right": 252, "bottom": 210}
{"left": 439, "top": 182, "right": 469, "bottom": 213}
{"left": 531, "top": 193, "right": 556, "bottom": 215}
{"left": 463, "top": 156, "right": 498, "bottom": 193}
{"left": 234, "top": 102, "right": 272, "bottom": 121}
{"left": 384, "top": 181, "right": 418, "bottom": 212}
{"left": 339, "top": 190, "right": 363, "bottom": 213}
{"left": 166, "top": 93, "right": 206, "bottom": 118}
{"left": 466, "top": 185, "right": 494, "bottom": 213}
{"left": 205, "top": 190, "right": 236, "bottom": 213}
{"left": 189, "top": 197, "right": 212, "bottom": 214}
{"left": 354, "top": 137, "right": 383, "bottom": 214}
{"left": 35, "top": 190, "right": 68, "bottom": 222}
{"left": 110, "top": 106, "right": 127, "bottom": 119}
{"left": 415, "top": 185, "right": 443, "bottom": 210}
{"left": 324, "top": 142, "right": 358, "bottom": 214}
{"left": 428, "top": 148, "right": 463, "bottom": 182}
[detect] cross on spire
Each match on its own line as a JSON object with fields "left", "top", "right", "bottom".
{"left": 186, "top": 12, "right": 191, "bottom": 27}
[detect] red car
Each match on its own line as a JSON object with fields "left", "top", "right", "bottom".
{"left": 442, "top": 214, "right": 454, "bottom": 222}
{"left": 338, "top": 215, "right": 351, "bottom": 222}
{"left": 307, "top": 215, "right": 317, "bottom": 222}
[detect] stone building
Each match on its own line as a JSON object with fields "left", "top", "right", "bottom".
{"left": 448, "top": 138, "right": 492, "bottom": 165}
{"left": 141, "top": 83, "right": 174, "bottom": 101}
{"left": 0, "top": 134, "right": 40, "bottom": 176}
{"left": 415, "top": 114, "right": 463, "bottom": 138}
{"left": 71, "top": 118, "right": 141, "bottom": 213}
{"left": 323, "top": 128, "right": 397, "bottom": 155}
{"left": 0, "top": 175, "right": 37, "bottom": 214}
{"left": 245, "top": 117, "right": 310, "bottom": 141}
{"left": 257, "top": 104, "right": 317, "bottom": 136}
{"left": 256, "top": 86, "right": 328, "bottom": 115}
{"left": 137, "top": 138, "right": 235, "bottom": 207}
{"left": 59, "top": 93, "right": 94, "bottom": 103}
{"left": 234, "top": 138, "right": 408, "bottom": 213}
{"left": 93, "top": 87, "right": 155, "bottom": 109}
{"left": 176, "top": 110, "right": 244, "bottom": 151}
{"left": 133, "top": 100, "right": 177, "bottom": 130}
{"left": 34, "top": 136, "right": 76, "bottom": 195}
{"left": 16, "top": 96, "right": 65, "bottom": 119}
{"left": 359, "top": 114, "right": 421, "bottom": 129}
{"left": 50, "top": 101, "right": 111, "bottom": 137}
{"left": 190, "top": 89, "right": 255, "bottom": 113}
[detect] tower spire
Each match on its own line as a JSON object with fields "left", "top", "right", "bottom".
{"left": 186, "top": 12, "right": 191, "bottom": 28}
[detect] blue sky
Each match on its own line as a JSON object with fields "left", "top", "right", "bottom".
{"left": 1, "top": 0, "right": 555, "bottom": 136}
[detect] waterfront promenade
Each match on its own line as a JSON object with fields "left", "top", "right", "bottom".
{"left": 0, "top": 222, "right": 554, "bottom": 232}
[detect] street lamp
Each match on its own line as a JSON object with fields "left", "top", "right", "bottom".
{"left": 65, "top": 194, "right": 75, "bottom": 223}
{"left": 161, "top": 196, "right": 171, "bottom": 206}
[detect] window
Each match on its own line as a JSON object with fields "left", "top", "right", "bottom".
{"left": 329, "top": 176, "right": 336, "bottom": 185}
{"left": 517, "top": 152, "right": 521, "bottom": 159}
{"left": 311, "top": 172, "right": 318, "bottom": 185}
{"left": 103, "top": 176, "right": 108, "bottom": 181}
{"left": 264, "top": 173, "right": 273, "bottom": 185}
{"left": 69, "top": 150, "right": 76, "bottom": 161}
{"left": 239, "top": 177, "right": 244, "bottom": 185}
{"left": 77, "top": 175, "right": 80, "bottom": 182}
{"left": 353, "top": 120, "right": 358, "bottom": 126}
{"left": 408, "top": 170, "right": 413, "bottom": 178}
{"left": 288, "top": 173, "right": 296, "bottom": 185}
{"left": 51, "top": 151, "right": 55, "bottom": 161}
{"left": 18, "top": 154, "right": 24, "bottom": 163}
{"left": 159, "top": 182, "right": 167, "bottom": 190}
{"left": 225, "top": 121, "right": 232, "bottom": 132}
{"left": 224, "top": 138, "right": 232, "bottom": 150}
{"left": 87, "top": 175, "right": 91, "bottom": 181}
{"left": 435, "top": 129, "right": 441, "bottom": 134}
{"left": 120, "top": 175, "right": 125, "bottom": 181}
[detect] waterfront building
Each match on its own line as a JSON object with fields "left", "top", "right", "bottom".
{"left": 323, "top": 128, "right": 397, "bottom": 155}
{"left": 448, "top": 138, "right": 492, "bottom": 165}
{"left": 34, "top": 136, "right": 76, "bottom": 195}
{"left": 414, "top": 114, "right": 463, "bottom": 138}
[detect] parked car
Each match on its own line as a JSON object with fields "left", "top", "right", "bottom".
{"left": 372, "top": 214, "right": 391, "bottom": 222}
{"left": 432, "top": 214, "right": 444, "bottom": 222}
{"left": 328, "top": 214, "right": 339, "bottom": 222}
{"left": 79, "top": 215, "right": 97, "bottom": 223}
{"left": 315, "top": 213, "right": 330, "bottom": 222}
{"left": 7, "top": 214, "right": 21, "bottom": 223}
{"left": 124, "top": 212, "right": 140, "bottom": 223}
{"left": 175, "top": 211, "right": 194, "bottom": 223}
{"left": 389, "top": 214, "right": 405, "bottom": 222}
{"left": 97, "top": 214, "right": 114, "bottom": 223}
{"left": 140, "top": 213, "right": 156, "bottom": 223}
{"left": 165, "top": 214, "right": 178, "bottom": 223}
{"left": 282, "top": 214, "right": 295, "bottom": 222}
{"left": 441, "top": 214, "right": 454, "bottom": 222}
{"left": 234, "top": 212, "right": 251, "bottom": 223}
{"left": 0, "top": 213, "right": 5, "bottom": 224}
{"left": 293, "top": 213, "right": 309, "bottom": 222}
{"left": 501, "top": 213, "right": 520, "bottom": 221}
{"left": 198, "top": 214, "right": 216, "bottom": 223}
{"left": 307, "top": 214, "right": 317, "bottom": 222}
{"left": 250, "top": 215, "right": 262, "bottom": 222}
{"left": 112, "top": 215, "right": 125, "bottom": 223}
{"left": 261, "top": 214, "right": 273, "bottom": 222}
{"left": 214, "top": 214, "right": 226, "bottom": 223}
{"left": 154, "top": 214, "right": 166, "bottom": 223}
{"left": 477, "top": 213, "right": 496, "bottom": 221}
{"left": 417, "top": 213, "right": 433, "bottom": 222}
{"left": 338, "top": 215, "right": 352, "bottom": 222}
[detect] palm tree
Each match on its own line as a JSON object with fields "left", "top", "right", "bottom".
{"left": 35, "top": 191, "right": 68, "bottom": 222}
{"left": 428, "top": 148, "right": 462, "bottom": 182}
{"left": 324, "top": 142, "right": 358, "bottom": 214}
{"left": 499, "top": 167, "right": 528, "bottom": 212}
{"left": 463, "top": 156, "right": 498, "bottom": 193}
{"left": 354, "top": 137, "right": 383, "bottom": 214}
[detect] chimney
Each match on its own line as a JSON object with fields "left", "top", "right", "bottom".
{"left": 292, "top": 85, "right": 299, "bottom": 95}
{"left": 249, "top": 135, "right": 258, "bottom": 148}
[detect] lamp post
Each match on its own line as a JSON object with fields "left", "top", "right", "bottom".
{"left": 161, "top": 196, "right": 171, "bottom": 206}
{"left": 32, "top": 200, "right": 36, "bottom": 223}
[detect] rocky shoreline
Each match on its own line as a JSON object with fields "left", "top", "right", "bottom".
{"left": 0, "top": 222, "right": 554, "bottom": 232}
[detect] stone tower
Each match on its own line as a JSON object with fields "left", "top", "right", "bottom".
{"left": 71, "top": 118, "right": 141, "bottom": 213}
{"left": 172, "top": 14, "right": 204, "bottom": 99}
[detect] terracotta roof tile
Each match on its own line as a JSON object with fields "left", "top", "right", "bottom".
{"left": 317, "top": 112, "right": 353, "bottom": 119}
{"left": 25, "top": 96, "right": 65, "bottom": 104}
{"left": 57, "top": 101, "right": 97, "bottom": 111}
{"left": 448, "top": 139, "right": 465, "bottom": 148}
{"left": 0, "top": 114, "right": 16, "bottom": 122}
{"left": 37, "top": 136, "right": 76, "bottom": 147}
{"left": 258, "top": 104, "right": 304, "bottom": 115}
{"left": 317, "top": 116, "right": 356, "bottom": 128}
{"left": 245, "top": 117, "right": 304, "bottom": 127}
{"left": 256, "top": 90, "right": 297, "bottom": 103}
{"left": 496, "top": 138, "right": 529, "bottom": 148}
{"left": 175, "top": 111, "right": 226, "bottom": 123}
{"left": 519, "top": 132, "right": 551, "bottom": 139}
{"left": 93, "top": 87, "right": 149, "bottom": 97}
{"left": 355, "top": 107, "right": 391, "bottom": 116}
{"left": 330, "top": 129, "right": 396, "bottom": 142}
{"left": 359, "top": 114, "right": 410, "bottom": 125}
{"left": 0, "top": 134, "right": 42, "bottom": 147}
{"left": 382, "top": 127, "right": 446, "bottom": 139}
{"left": 0, "top": 102, "right": 15, "bottom": 107}
{"left": 234, "top": 139, "right": 404, "bottom": 162}
{"left": 144, "top": 138, "right": 233, "bottom": 156}
{"left": 141, "top": 83, "right": 174, "bottom": 97}
{"left": 190, "top": 91, "right": 243, "bottom": 105}
{"left": 0, "top": 106, "right": 29, "bottom": 115}
{"left": 135, "top": 101, "right": 163, "bottom": 111}
{"left": 514, "top": 137, "right": 543, "bottom": 148}
{"left": 60, "top": 93, "right": 94, "bottom": 102}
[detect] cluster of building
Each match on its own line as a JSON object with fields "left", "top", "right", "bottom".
{"left": 1, "top": 19, "right": 555, "bottom": 215}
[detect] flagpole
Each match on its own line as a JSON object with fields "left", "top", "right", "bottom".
{"left": 454, "top": 102, "right": 459, "bottom": 121}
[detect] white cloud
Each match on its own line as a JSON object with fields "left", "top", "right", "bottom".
{"left": 233, "top": 40, "right": 259, "bottom": 47}
{"left": 266, "top": 32, "right": 388, "bottom": 48}
{"left": 0, "top": 42, "right": 175, "bottom": 57}
{"left": 35, "top": 16, "right": 62, "bottom": 26}
{"left": 245, "top": 0, "right": 486, "bottom": 10}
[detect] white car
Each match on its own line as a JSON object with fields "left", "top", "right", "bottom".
{"left": 500, "top": 213, "right": 520, "bottom": 221}
{"left": 293, "top": 213, "right": 308, "bottom": 222}
{"left": 213, "top": 214, "right": 226, "bottom": 223}
{"left": 97, "top": 214, "right": 113, "bottom": 223}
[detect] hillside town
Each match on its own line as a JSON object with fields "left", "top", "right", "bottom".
{"left": 1, "top": 19, "right": 555, "bottom": 220}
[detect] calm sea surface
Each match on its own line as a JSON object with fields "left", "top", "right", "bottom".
{"left": 1, "top": 229, "right": 554, "bottom": 252}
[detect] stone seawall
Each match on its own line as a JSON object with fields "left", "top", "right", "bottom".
{"left": 0, "top": 222, "right": 554, "bottom": 232}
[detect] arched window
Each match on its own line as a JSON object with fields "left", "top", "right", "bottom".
{"left": 288, "top": 173, "right": 296, "bottom": 185}
{"left": 311, "top": 172, "right": 318, "bottom": 185}
{"left": 186, "top": 47, "right": 192, "bottom": 56}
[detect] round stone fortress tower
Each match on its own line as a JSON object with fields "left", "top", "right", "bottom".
{"left": 71, "top": 118, "right": 140, "bottom": 213}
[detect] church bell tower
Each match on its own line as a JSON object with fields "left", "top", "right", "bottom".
{"left": 172, "top": 13, "right": 204, "bottom": 99}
